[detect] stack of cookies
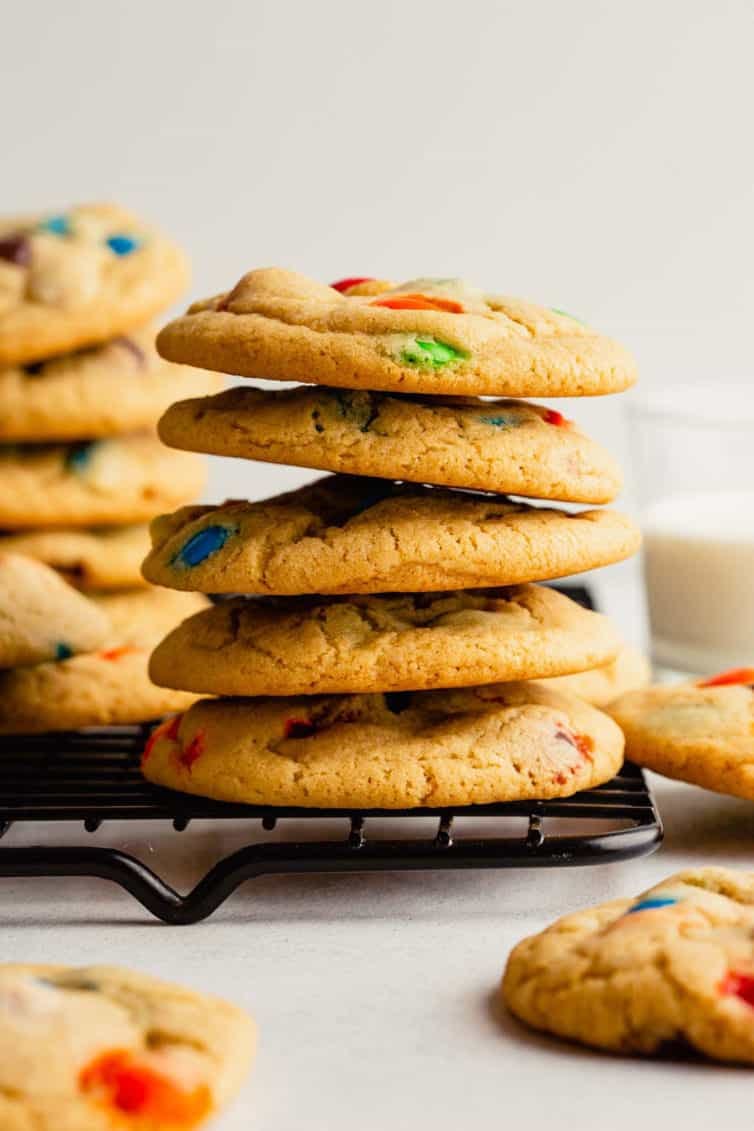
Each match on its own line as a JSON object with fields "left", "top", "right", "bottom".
{"left": 0, "top": 204, "right": 219, "bottom": 733}
{"left": 141, "top": 270, "right": 644, "bottom": 808}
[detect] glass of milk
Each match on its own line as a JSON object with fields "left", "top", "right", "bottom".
{"left": 628, "top": 383, "right": 754, "bottom": 676}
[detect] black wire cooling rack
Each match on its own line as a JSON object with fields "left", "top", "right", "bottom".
{"left": 0, "top": 726, "right": 662, "bottom": 923}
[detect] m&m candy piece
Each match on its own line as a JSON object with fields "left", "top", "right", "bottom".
{"left": 330, "top": 276, "right": 375, "bottom": 293}
{"left": 106, "top": 234, "right": 141, "bottom": 256}
{"left": 720, "top": 970, "right": 754, "bottom": 1007}
{"left": 39, "top": 214, "right": 70, "bottom": 236}
{"left": 79, "top": 1049, "right": 211, "bottom": 1123}
{"left": 65, "top": 442, "right": 98, "bottom": 473}
{"left": 697, "top": 668, "right": 754, "bottom": 688}
{"left": 479, "top": 413, "right": 521, "bottom": 429}
{"left": 543, "top": 409, "right": 570, "bottom": 428}
{"left": 142, "top": 715, "right": 182, "bottom": 765}
{"left": 55, "top": 642, "right": 73, "bottom": 661}
{"left": 625, "top": 896, "right": 679, "bottom": 915}
{"left": 400, "top": 337, "right": 467, "bottom": 368}
{"left": 372, "top": 293, "right": 464, "bottom": 314}
{"left": 174, "top": 525, "right": 235, "bottom": 568}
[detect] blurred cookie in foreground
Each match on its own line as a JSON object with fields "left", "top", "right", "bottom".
{"left": 0, "top": 553, "right": 109, "bottom": 668}
{"left": 0, "top": 963, "right": 254, "bottom": 1129}
{"left": 142, "top": 682, "right": 623, "bottom": 808}
{"left": 502, "top": 867, "right": 754, "bottom": 1062}
{"left": 142, "top": 476, "right": 640, "bottom": 596}
{"left": 536, "top": 643, "right": 650, "bottom": 707}
{"left": 0, "top": 588, "right": 207, "bottom": 733}
{"left": 0, "top": 203, "right": 188, "bottom": 365}
{"left": 607, "top": 668, "right": 754, "bottom": 799}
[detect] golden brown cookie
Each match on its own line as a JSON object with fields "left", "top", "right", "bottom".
{"left": 0, "top": 588, "right": 207, "bottom": 733}
{"left": 141, "top": 682, "right": 624, "bottom": 808}
{"left": 0, "top": 203, "right": 188, "bottom": 366}
{"left": 158, "top": 385, "right": 623, "bottom": 503}
{"left": 607, "top": 668, "right": 754, "bottom": 798}
{"left": 0, "top": 963, "right": 254, "bottom": 1130}
{"left": 0, "top": 553, "right": 109, "bottom": 668}
{"left": 0, "top": 435, "right": 205, "bottom": 528}
{"left": 142, "top": 476, "right": 640, "bottom": 596}
{"left": 0, "top": 326, "right": 223, "bottom": 441}
{"left": 502, "top": 868, "right": 754, "bottom": 1062}
{"left": 0, "top": 524, "right": 151, "bottom": 590}
{"left": 536, "top": 643, "right": 651, "bottom": 707}
{"left": 149, "top": 584, "right": 621, "bottom": 697}
{"left": 156, "top": 269, "right": 637, "bottom": 398}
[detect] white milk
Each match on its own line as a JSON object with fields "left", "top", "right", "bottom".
{"left": 644, "top": 491, "right": 754, "bottom": 673}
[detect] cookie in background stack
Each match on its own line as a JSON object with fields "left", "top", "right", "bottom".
{"left": 0, "top": 203, "right": 220, "bottom": 733}
{"left": 142, "top": 270, "right": 642, "bottom": 807}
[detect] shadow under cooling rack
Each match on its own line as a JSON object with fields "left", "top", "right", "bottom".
{"left": 0, "top": 726, "right": 662, "bottom": 923}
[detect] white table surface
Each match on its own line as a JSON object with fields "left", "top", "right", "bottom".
{"left": 2, "top": 773, "right": 753, "bottom": 1129}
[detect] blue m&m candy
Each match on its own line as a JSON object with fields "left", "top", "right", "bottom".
{"left": 65, "top": 443, "right": 98, "bottom": 472}
{"left": 625, "top": 896, "right": 679, "bottom": 915}
{"left": 39, "top": 215, "right": 70, "bottom": 236}
{"left": 106, "top": 234, "right": 141, "bottom": 256}
{"left": 55, "top": 642, "right": 73, "bottom": 660}
{"left": 174, "top": 525, "right": 235, "bottom": 568}
{"left": 479, "top": 413, "right": 522, "bottom": 429}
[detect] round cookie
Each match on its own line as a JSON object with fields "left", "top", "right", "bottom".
{"left": 156, "top": 269, "right": 637, "bottom": 398}
{"left": 143, "top": 476, "right": 641, "bottom": 596}
{"left": 0, "top": 203, "right": 188, "bottom": 366}
{"left": 502, "top": 867, "right": 754, "bottom": 1062}
{"left": 158, "top": 385, "right": 623, "bottom": 503}
{"left": 0, "top": 326, "right": 224, "bottom": 441}
{"left": 0, "top": 436, "right": 206, "bottom": 528}
{"left": 536, "top": 643, "right": 651, "bottom": 707}
{"left": 0, "top": 588, "right": 207, "bottom": 734}
{"left": 0, "top": 524, "right": 151, "bottom": 590}
{"left": 607, "top": 668, "right": 754, "bottom": 798}
{"left": 0, "top": 553, "right": 109, "bottom": 668}
{"left": 149, "top": 584, "right": 621, "bottom": 697}
{"left": 0, "top": 963, "right": 254, "bottom": 1130}
{"left": 141, "top": 682, "right": 624, "bottom": 808}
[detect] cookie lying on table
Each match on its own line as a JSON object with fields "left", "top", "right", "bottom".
{"left": 607, "top": 667, "right": 754, "bottom": 799}
{"left": 502, "top": 867, "right": 754, "bottom": 1063}
{"left": 0, "top": 963, "right": 254, "bottom": 1129}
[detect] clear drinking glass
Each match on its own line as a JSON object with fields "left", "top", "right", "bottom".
{"left": 627, "top": 383, "right": 754, "bottom": 677}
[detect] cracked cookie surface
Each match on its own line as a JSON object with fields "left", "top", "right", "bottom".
{"left": 502, "top": 867, "right": 754, "bottom": 1062}
{"left": 0, "top": 436, "right": 205, "bottom": 528}
{"left": 0, "top": 203, "right": 188, "bottom": 366}
{"left": 0, "top": 524, "right": 151, "bottom": 591}
{"left": 607, "top": 671, "right": 754, "bottom": 798}
{"left": 0, "top": 962, "right": 254, "bottom": 1130}
{"left": 156, "top": 269, "right": 636, "bottom": 398}
{"left": 0, "top": 325, "right": 223, "bottom": 441}
{"left": 143, "top": 475, "right": 640, "bottom": 595}
{"left": 158, "top": 384, "right": 623, "bottom": 503}
{"left": 0, "top": 588, "right": 207, "bottom": 733}
{"left": 149, "top": 583, "right": 620, "bottom": 697}
{"left": 0, "top": 553, "right": 109, "bottom": 669}
{"left": 141, "top": 681, "right": 623, "bottom": 808}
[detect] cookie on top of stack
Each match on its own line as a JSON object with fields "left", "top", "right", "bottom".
{"left": 141, "top": 269, "right": 645, "bottom": 808}
{"left": 0, "top": 204, "right": 219, "bottom": 733}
